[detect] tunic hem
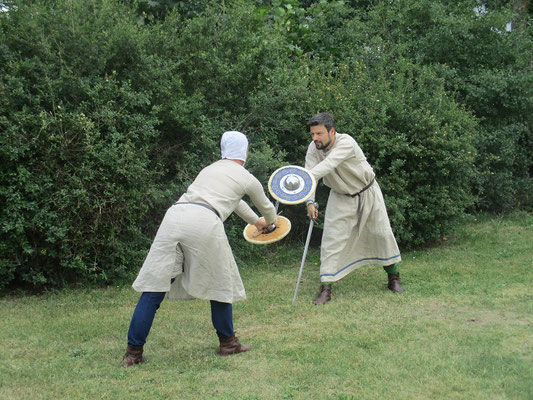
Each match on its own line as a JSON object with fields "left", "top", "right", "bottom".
{"left": 320, "top": 254, "right": 401, "bottom": 283}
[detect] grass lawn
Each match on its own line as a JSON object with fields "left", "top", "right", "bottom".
{"left": 1, "top": 212, "right": 532, "bottom": 399}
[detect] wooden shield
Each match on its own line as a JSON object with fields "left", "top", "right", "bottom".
{"left": 268, "top": 165, "right": 316, "bottom": 205}
{"left": 243, "top": 216, "right": 291, "bottom": 245}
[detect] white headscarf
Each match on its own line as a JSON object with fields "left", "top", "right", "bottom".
{"left": 220, "top": 131, "right": 248, "bottom": 162}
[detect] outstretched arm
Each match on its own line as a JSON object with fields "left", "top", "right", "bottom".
{"left": 308, "top": 139, "right": 355, "bottom": 181}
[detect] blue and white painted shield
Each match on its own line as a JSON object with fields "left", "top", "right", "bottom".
{"left": 268, "top": 165, "right": 316, "bottom": 205}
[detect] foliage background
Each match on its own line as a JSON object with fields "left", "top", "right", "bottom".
{"left": 0, "top": 0, "right": 531, "bottom": 289}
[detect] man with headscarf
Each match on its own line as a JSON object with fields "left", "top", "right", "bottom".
{"left": 303, "top": 113, "right": 403, "bottom": 305}
{"left": 121, "top": 131, "right": 277, "bottom": 366}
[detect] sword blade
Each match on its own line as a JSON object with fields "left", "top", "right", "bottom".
{"left": 292, "top": 218, "right": 314, "bottom": 306}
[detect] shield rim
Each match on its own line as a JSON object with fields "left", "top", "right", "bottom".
{"left": 243, "top": 216, "right": 291, "bottom": 245}
{"left": 268, "top": 165, "right": 316, "bottom": 205}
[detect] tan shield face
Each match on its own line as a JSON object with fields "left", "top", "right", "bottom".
{"left": 243, "top": 216, "right": 291, "bottom": 245}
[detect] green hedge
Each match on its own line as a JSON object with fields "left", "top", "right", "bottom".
{"left": 0, "top": 1, "right": 181, "bottom": 287}
{"left": 362, "top": 0, "right": 533, "bottom": 212}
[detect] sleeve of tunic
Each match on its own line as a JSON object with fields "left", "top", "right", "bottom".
{"left": 245, "top": 176, "right": 277, "bottom": 225}
{"left": 233, "top": 174, "right": 276, "bottom": 226}
{"left": 308, "top": 138, "right": 355, "bottom": 181}
{"left": 234, "top": 200, "right": 260, "bottom": 225}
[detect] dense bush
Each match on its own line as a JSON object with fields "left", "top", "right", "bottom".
{"left": 361, "top": 0, "right": 533, "bottom": 212}
{"left": 0, "top": 0, "right": 189, "bottom": 288}
{"left": 0, "top": 0, "right": 528, "bottom": 290}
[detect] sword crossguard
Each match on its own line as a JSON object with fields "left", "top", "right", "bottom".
{"left": 306, "top": 201, "right": 319, "bottom": 209}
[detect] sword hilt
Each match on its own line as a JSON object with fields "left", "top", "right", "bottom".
{"left": 306, "top": 201, "right": 319, "bottom": 209}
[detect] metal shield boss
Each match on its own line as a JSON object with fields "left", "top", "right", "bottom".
{"left": 268, "top": 165, "right": 316, "bottom": 205}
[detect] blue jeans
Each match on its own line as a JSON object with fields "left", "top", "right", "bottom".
{"left": 127, "top": 291, "right": 235, "bottom": 346}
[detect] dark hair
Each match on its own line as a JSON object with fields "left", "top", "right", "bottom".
{"left": 306, "top": 112, "right": 336, "bottom": 132}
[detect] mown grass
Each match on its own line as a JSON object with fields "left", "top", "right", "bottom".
{"left": 1, "top": 212, "right": 531, "bottom": 399}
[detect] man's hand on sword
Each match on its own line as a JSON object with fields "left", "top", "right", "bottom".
{"left": 307, "top": 202, "right": 318, "bottom": 220}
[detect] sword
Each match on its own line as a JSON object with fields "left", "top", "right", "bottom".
{"left": 292, "top": 202, "right": 318, "bottom": 306}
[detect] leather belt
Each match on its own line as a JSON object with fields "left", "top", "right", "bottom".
{"left": 350, "top": 177, "right": 375, "bottom": 197}
{"left": 174, "top": 202, "right": 220, "bottom": 218}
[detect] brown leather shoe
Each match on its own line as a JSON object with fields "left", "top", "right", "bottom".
{"left": 218, "top": 335, "right": 251, "bottom": 356}
{"left": 121, "top": 345, "right": 146, "bottom": 367}
{"left": 387, "top": 274, "right": 404, "bottom": 294}
{"left": 314, "top": 284, "right": 332, "bottom": 305}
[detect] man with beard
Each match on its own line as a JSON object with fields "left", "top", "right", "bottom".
{"left": 303, "top": 113, "right": 403, "bottom": 305}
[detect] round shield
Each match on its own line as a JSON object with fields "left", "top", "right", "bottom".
{"left": 243, "top": 216, "right": 291, "bottom": 245}
{"left": 268, "top": 165, "right": 316, "bottom": 205}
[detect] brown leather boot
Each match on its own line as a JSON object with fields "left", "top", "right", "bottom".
{"left": 218, "top": 335, "right": 251, "bottom": 356}
{"left": 314, "top": 284, "right": 332, "bottom": 305}
{"left": 121, "top": 344, "right": 146, "bottom": 367}
{"left": 387, "top": 274, "right": 404, "bottom": 294}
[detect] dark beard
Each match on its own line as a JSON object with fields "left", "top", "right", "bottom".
{"left": 315, "top": 139, "right": 332, "bottom": 150}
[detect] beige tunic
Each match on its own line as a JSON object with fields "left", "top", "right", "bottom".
{"left": 132, "top": 159, "right": 277, "bottom": 303}
{"left": 305, "top": 133, "right": 401, "bottom": 283}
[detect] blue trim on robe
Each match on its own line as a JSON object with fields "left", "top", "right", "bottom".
{"left": 320, "top": 254, "right": 401, "bottom": 278}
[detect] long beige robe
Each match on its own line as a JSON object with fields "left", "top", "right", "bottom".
{"left": 132, "top": 159, "right": 277, "bottom": 303}
{"left": 305, "top": 133, "right": 401, "bottom": 283}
